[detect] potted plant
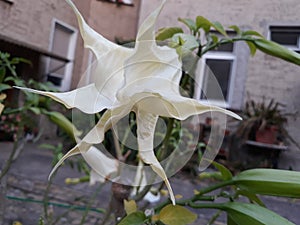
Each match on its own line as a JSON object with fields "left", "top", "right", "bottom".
{"left": 236, "top": 98, "right": 299, "bottom": 147}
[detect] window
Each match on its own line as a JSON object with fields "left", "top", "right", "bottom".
{"left": 269, "top": 26, "right": 300, "bottom": 53}
{"left": 195, "top": 42, "right": 237, "bottom": 108}
{"left": 47, "top": 20, "right": 77, "bottom": 91}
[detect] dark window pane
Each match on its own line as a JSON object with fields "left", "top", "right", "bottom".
{"left": 211, "top": 42, "right": 234, "bottom": 52}
{"left": 270, "top": 26, "right": 300, "bottom": 47}
{"left": 47, "top": 75, "right": 62, "bottom": 86}
{"left": 201, "top": 59, "right": 232, "bottom": 101}
{"left": 271, "top": 32, "right": 298, "bottom": 46}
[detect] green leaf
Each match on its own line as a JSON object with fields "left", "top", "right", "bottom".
{"left": 178, "top": 18, "right": 197, "bottom": 33}
{"left": 220, "top": 202, "right": 295, "bottom": 225}
{"left": 212, "top": 161, "right": 233, "bottom": 181}
{"left": 117, "top": 211, "right": 146, "bottom": 225}
{"left": 233, "top": 169, "right": 300, "bottom": 198}
{"left": 43, "top": 111, "right": 82, "bottom": 139}
{"left": 0, "top": 83, "right": 11, "bottom": 92}
{"left": 236, "top": 190, "right": 265, "bottom": 207}
{"left": 211, "top": 21, "right": 228, "bottom": 37}
{"left": 196, "top": 16, "right": 211, "bottom": 33}
{"left": 210, "top": 34, "right": 219, "bottom": 44}
{"left": 229, "top": 25, "right": 241, "bottom": 35}
{"left": 29, "top": 107, "right": 41, "bottom": 115}
{"left": 242, "top": 30, "right": 263, "bottom": 38}
{"left": 4, "top": 76, "right": 25, "bottom": 87}
{"left": 172, "top": 33, "right": 199, "bottom": 51}
{"left": 156, "top": 27, "right": 184, "bottom": 41}
{"left": 159, "top": 204, "right": 197, "bottom": 225}
{"left": 124, "top": 199, "right": 137, "bottom": 215}
{"left": 252, "top": 38, "right": 300, "bottom": 65}
{"left": 0, "top": 67, "right": 6, "bottom": 82}
{"left": 227, "top": 215, "right": 239, "bottom": 225}
{"left": 246, "top": 41, "right": 257, "bottom": 56}
{"left": 11, "top": 57, "right": 32, "bottom": 66}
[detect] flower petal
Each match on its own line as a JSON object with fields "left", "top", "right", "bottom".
{"left": 82, "top": 101, "right": 133, "bottom": 144}
{"left": 120, "top": 0, "right": 181, "bottom": 99}
{"left": 65, "top": 0, "right": 128, "bottom": 59}
{"left": 136, "top": 109, "right": 175, "bottom": 205}
{"left": 119, "top": 46, "right": 182, "bottom": 100}
{"left": 82, "top": 146, "right": 119, "bottom": 184}
{"left": 136, "top": 0, "right": 166, "bottom": 42}
{"left": 49, "top": 142, "right": 118, "bottom": 185}
{"left": 49, "top": 144, "right": 83, "bottom": 179}
{"left": 131, "top": 159, "right": 147, "bottom": 195}
{"left": 136, "top": 93, "right": 242, "bottom": 121}
{"left": 15, "top": 84, "right": 113, "bottom": 114}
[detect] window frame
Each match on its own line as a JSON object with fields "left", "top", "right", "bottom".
{"left": 47, "top": 19, "right": 78, "bottom": 91}
{"left": 268, "top": 25, "right": 300, "bottom": 53}
{"left": 194, "top": 44, "right": 237, "bottom": 108}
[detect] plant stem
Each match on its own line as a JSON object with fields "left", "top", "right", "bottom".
{"left": 0, "top": 139, "right": 21, "bottom": 181}
{"left": 155, "top": 179, "right": 234, "bottom": 212}
{"left": 207, "top": 210, "right": 223, "bottom": 225}
{"left": 80, "top": 183, "right": 104, "bottom": 225}
{"left": 43, "top": 172, "right": 55, "bottom": 224}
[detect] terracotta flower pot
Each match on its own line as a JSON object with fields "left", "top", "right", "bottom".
{"left": 255, "top": 125, "right": 278, "bottom": 144}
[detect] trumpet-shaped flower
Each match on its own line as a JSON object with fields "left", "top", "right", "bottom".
{"left": 17, "top": 0, "right": 241, "bottom": 204}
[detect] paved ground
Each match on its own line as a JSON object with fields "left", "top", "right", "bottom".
{"left": 1, "top": 140, "right": 300, "bottom": 225}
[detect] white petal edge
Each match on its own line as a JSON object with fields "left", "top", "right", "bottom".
{"left": 136, "top": 0, "right": 166, "bottom": 41}
{"left": 15, "top": 84, "right": 113, "bottom": 114}
{"left": 65, "top": 0, "right": 126, "bottom": 59}
{"left": 48, "top": 144, "right": 83, "bottom": 179}
{"left": 136, "top": 93, "right": 242, "bottom": 121}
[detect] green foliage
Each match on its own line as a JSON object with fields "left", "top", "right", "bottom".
{"left": 117, "top": 211, "right": 146, "bottom": 225}
{"left": 178, "top": 18, "right": 197, "bottom": 34}
{"left": 156, "top": 27, "right": 184, "bottom": 41}
{"left": 233, "top": 169, "right": 300, "bottom": 198}
{"left": 195, "top": 16, "right": 211, "bottom": 33}
{"left": 212, "top": 161, "right": 233, "bottom": 181}
{"left": 252, "top": 38, "right": 300, "bottom": 65}
{"left": 156, "top": 15, "right": 300, "bottom": 66}
{"left": 235, "top": 98, "right": 299, "bottom": 148}
{"left": 124, "top": 199, "right": 137, "bottom": 215}
{"left": 39, "top": 143, "right": 64, "bottom": 166}
{"left": 0, "top": 52, "right": 31, "bottom": 79}
{"left": 158, "top": 204, "right": 197, "bottom": 225}
{"left": 219, "top": 202, "right": 294, "bottom": 225}
{"left": 43, "top": 111, "right": 81, "bottom": 140}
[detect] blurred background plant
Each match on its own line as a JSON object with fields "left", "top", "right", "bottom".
{"left": 235, "top": 97, "right": 299, "bottom": 147}
{"left": 0, "top": 51, "right": 84, "bottom": 224}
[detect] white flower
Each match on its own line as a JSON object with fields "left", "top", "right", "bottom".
{"left": 17, "top": 0, "right": 241, "bottom": 204}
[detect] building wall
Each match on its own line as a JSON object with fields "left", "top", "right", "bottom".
{"left": 0, "top": 0, "right": 141, "bottom": 88}
{"left": 139, "top": 0, "right": 300, "bottom": 169}
{"left": 0, "top": 0, "right": 140, "bottom": 137}
{"left": 0, "top": 0, "right": 88, "bottom": 88}
{"left": 89, "top": 0, "right": 140, "bottom": 42}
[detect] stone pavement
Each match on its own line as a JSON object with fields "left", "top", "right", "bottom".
{"left": 1, "top": 140, "right": 300, "bottom": 225}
